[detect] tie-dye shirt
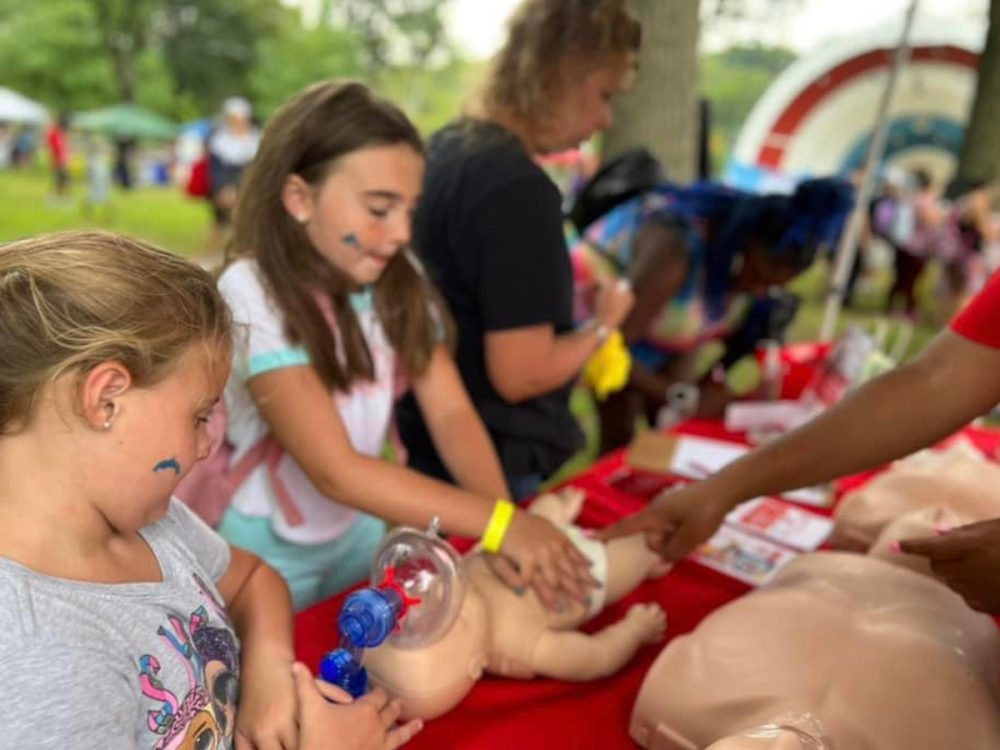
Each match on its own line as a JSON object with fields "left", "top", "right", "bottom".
{"left": 0, "top": 499, "right": 239, "bottom": 749}
{"left": 570, "top": 192, "right": 751, "bottom": 356}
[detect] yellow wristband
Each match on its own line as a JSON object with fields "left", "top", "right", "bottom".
{"left": 481, "top": 499, "right": 516, "bottom": 553}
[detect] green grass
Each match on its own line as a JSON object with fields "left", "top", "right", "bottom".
{"left": 0, "top": 167, "right": 209, "bottom": 258}
{"left": 0, "top": 168, "right": 949, "bottom": 482}
{"left": 786, "top": 259, "right": 940, "bottom": 355}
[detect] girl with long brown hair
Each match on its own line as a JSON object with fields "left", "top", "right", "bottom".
{"left": 213, "top": 80, "right": 593, "bottom": 611}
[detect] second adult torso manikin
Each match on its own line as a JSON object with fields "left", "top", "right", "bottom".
{"left": 631, "top": 509, "right": 1000, "bottom": 750}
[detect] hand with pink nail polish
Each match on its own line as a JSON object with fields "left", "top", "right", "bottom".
{"left": 898, "top": 517, "right": 1000, "bottom": 613}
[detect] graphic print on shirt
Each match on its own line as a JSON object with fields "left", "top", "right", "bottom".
{"left": 140, "top": 574, "right": 240, "bottom": 750}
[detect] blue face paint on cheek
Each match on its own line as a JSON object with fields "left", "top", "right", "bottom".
{"left": 153, "top": 458, "right": 181, "bottom": 476}
{"left": 342, "top": 233, "right": 362, "bottom": 250}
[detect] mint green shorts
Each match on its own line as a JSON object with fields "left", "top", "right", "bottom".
{"left": 218, "top": 508, "right": 386, "bottom": 611}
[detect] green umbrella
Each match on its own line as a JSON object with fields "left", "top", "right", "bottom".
{"left": 73, "top": 103, "right": 178, "bottom": 140}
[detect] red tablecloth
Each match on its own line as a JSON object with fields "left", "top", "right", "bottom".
{"left": 293, "top": 416, "right": 1000, "bottom": 750}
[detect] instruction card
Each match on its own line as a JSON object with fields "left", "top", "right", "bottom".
{"left": 692, "top": 525, "right": 798, "bottom": 587}
{"left": 724, "top": 497, "right": 833, "bottom": 552}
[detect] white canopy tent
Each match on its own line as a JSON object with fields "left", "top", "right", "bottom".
{"left": 0, "top": 87, "right": 48, "bottom": 125}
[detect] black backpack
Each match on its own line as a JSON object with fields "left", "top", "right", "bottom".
{"left": 568, "top": 147, "right": 665, "bottom": 233}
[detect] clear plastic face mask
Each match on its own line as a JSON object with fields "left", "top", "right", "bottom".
{"left": 369, "top": 520, "right": 465, "bottom": 649}
{"left": 321, "top": 519, "right": 466, "bottom": 696}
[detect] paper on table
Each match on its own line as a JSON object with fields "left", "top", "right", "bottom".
{"left": 725, "top": 498, "right": 833, "bottom": 552}
{"left": 670, "top": 436, "right": 747, "bottom": 478}
{"left": 724, "top": 400, "right": 823, "bottom": 434}
{"left": 669, "top": 436, "right": 831, "bottom": 508}
{"left": 692, "top": 525, "right": 797, "bottom": 587}
{"left": 671, "top": 436, "right": 831, "bottom": 508}
{"left": 626, "top": 433, "right": 831, "bottom": 507}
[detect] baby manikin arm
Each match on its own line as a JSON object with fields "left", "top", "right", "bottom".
{"left": 528, "top": 488, "right": 586, "bottom": 525}
{"left": 530, "top": 603, "right": 665, "bottom": 681}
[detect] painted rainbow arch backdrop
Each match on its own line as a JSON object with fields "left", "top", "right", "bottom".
{"left": 725, "top": 19, "right": 984, "bottom": 193}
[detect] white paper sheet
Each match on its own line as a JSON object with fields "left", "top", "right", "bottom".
{"left": 725, "top": 498, "right": 833, "bottom": 552}
{"left": 669, "top": 436, "right": 831, "bottom": 508}
{"left": 692, "top": 525, "right": 798, "bottom": 587}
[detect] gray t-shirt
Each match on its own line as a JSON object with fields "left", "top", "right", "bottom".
{"left": 0, "top": 499, "right": 238, "bottom": 750}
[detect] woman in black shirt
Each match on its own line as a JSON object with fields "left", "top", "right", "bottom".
{"left": 398, "top": 0, "right": 640, "bottom": 499}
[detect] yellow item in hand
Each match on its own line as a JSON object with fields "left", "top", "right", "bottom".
{"left": 481, "top": 499, "right": 516, "bottom": 553}
{"left": 583, "top": 330, "right": 632, "bottom": 401}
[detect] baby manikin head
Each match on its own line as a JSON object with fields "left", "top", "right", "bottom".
{"left": 365, "top": 581, "right": 490, "bottom": 720}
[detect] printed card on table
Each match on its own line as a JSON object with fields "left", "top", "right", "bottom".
{"left": 724, "top": 497, "right": 833, "bottom": 552}
{"left": 692, "top": 525, "right": 797, "bottom": 587}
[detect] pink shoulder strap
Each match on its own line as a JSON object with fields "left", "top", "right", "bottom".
{"left": 228, "top": 435, "right": 305, "bottom": 527}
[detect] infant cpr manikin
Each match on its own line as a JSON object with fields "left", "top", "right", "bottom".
{"left": 363, "top": 489, "right": 669, "bottom": 720}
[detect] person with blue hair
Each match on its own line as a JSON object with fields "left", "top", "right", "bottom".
{"left": 570, "top": 177, "right": 855, "bottom": 453}
{"left": 598, "top": 261, "right": 1000, "bottom": 616}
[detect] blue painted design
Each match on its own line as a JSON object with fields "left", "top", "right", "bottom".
{"left": 154, "top": 458, "right": 181, "bottom": 476}
{"left": 342, "top": 233, "right": 361, "bottom": 249}
{"left": 247, "top": 347, "right": 310, "bottom": 378}
{"left": 840, "top": 116, "right": 965, "bottom": 174}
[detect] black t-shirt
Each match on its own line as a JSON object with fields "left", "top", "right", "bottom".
{"left": 397, "top": 120, "right": 584, "bottom": 480}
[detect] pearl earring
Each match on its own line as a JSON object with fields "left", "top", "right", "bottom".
{"left": 103, "top": 419, "right": 112, "bottom": 430}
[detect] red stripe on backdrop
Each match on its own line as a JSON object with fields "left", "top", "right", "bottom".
{"left": 757, "top": 45, "right": 979, "bottom": 170}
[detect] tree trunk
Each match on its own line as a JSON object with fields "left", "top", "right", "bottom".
{"left": 112, "top": 49, "right": 137, "bottom": 102}
{"left": 957, "top": 0, "right": 1000, "bottom": 184}
{"left": 601, "top": 0, "right": 701, "bottom": 181}
{"left": 88, "top": 0, "right": 142, "bottom": 103}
